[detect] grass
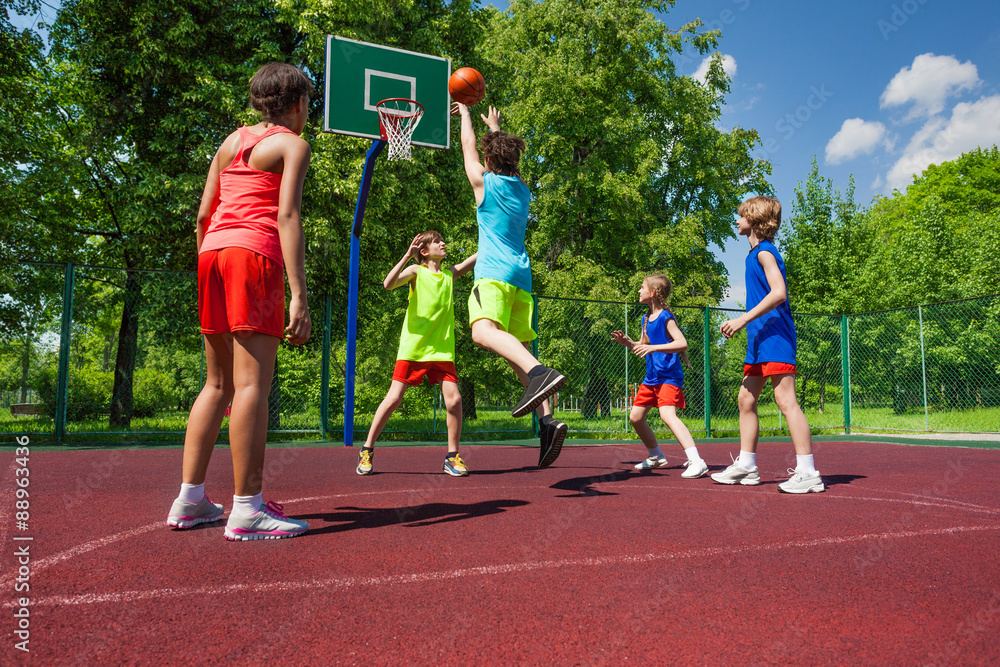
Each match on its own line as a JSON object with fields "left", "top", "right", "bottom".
{"left": 3, "top": 401, "right": 996, "bottom": 447}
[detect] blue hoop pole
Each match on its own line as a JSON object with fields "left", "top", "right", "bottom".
{"left": 344, "top": 139, "right": 386, "bottom": 446}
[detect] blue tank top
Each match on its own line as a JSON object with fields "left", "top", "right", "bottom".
{"left": 744, "top": 240, "right": 797, "bottom": 365}
{"left": 641, "top": 311, "right": 684, "bottom": 388}
{"left": 474, "top": 172, "right": 532, "bottom": 293}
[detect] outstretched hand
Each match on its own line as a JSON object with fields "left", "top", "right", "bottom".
{"left": 406, "top": 234, "right": 423, "bottom": 261}
{"left": 481, "top": 106, "right": 501, "bottom": 131}
{"left": 610, "top": 330, "right": 630, "bottom": 347}
{"left": 451, "top": 101, "right": 469, "bottom": 116}
{"left": 632, "top": 343, "right": 653, "bottom": 358}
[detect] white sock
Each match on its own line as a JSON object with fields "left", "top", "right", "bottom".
{"left": 648, "top": 446, "right": 664, "bottom": 458}
{"left": 737, "top": 450, "right": 757, "bottom": 470}
{"left": 796, "top": 454, "right": 817, "bottom": 475}
{"left": 684, "top": 446, "right": 702, "bottom": 462}
{"left": 178, "top": 483, "right": 205, "bottom": 504}
{"left": 232, "top": 493, "right": 263, "bottom": 517}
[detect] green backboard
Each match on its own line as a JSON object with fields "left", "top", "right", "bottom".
{"left": 324, "top": 35, "right": 451, "bottom": 150}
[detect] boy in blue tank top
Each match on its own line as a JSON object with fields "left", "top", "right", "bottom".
{"left": 454, "top": 101, "right": 567, "bottom": 468}
{"left": 714, "top": 196, "right": 825, "bottom": 494}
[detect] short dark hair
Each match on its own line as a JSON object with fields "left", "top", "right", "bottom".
{"left": 481, "top": 131, "right": 526, "bottom": 177}
{"left": 249, "top": 63, "right": 314, "bottom": 121}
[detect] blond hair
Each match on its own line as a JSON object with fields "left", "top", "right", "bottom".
{"left": 413, "top": 230, "right": 444, "bottom": 266}
{"left": 641, "top": 274, "right": 691, "bottom": 367}
{"left": 738, "top": 195, "right": 782, "bottom": 241}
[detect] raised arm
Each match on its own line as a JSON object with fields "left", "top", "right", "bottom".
{"left": 454, "top": 102, "right": 491, "bottom": 205}
{"left": 719, "top": 250, "right": 788, "bottom": 339}
{"left": 383, "top": 235, "right": 423, "bottom": 290}
{"left": 449, "top": 252, "right": 478, "bottom": 279}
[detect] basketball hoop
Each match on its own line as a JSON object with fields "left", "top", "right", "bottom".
{"left": 376, "top": 98, "right": 424, "bottom": 160}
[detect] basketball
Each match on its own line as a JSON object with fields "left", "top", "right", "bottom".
{"left": 449, "top": 67, "right": 485, "bottom": 106}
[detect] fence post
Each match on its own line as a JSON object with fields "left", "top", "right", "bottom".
{"left": 841, "top": 314, "right": 851, "bottom": 434}
{"left": 531, "top": 294, "right": 540, "bottom": 437}
{"left": 918, "top": 305, "right": 929, "bottom": 431}
{"left": 624, "top": 303, "right": 628, "bottom": 433}
{"left": 703, "top": 306, "right": 711, "bottom": 438}
{"left": 54, "top": 263, "right": 75, "bottom": 444}
{"left": 321, "top": 293, "right": 332, "bottom": 439}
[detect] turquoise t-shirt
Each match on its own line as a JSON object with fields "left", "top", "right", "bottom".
{"left": 474, "top": 172, "right": 532, "bottom": 293}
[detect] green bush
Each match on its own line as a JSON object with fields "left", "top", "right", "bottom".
{"left": 38, "top": 365, "right": 112, "bottom": 420}
{"left": 132, "top": 368, "right": 176, "bottom": 417}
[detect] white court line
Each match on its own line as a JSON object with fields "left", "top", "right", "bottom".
{"left": 0, "top": 486, "right": 525, "bottom": 588}
{"left": 14, "top": 523, "right": 1000, "bottom": 608}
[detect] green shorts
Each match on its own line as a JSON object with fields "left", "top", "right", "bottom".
{"left": 468, "top": 279, "right": 537, "bottom": 343}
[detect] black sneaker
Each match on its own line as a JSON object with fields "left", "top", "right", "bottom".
{"left": 512, "top": 367, "right": 566, "bottom": 418}
{"left": 538, "top": 418, "right": 567, "bottom": 468}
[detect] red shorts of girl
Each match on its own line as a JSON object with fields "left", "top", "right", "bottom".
{"left": 633, "top": 383, "right": 686, "bottom": 409}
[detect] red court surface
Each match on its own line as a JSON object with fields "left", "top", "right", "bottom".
{"left": 2, "top": 440, "right": 998, "bottom": 665}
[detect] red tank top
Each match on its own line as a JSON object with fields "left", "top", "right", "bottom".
{"left": 200, "top": 125, "right": 297, "bottom": 266}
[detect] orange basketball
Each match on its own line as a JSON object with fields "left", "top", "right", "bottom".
{"left": 449, "top": 67, "right": 485, "bottom": 106}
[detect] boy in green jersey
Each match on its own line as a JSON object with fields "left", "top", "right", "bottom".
{"left": 357, "top": 232, "right": 477, "bottom": 476}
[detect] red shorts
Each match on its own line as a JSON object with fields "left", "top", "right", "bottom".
{"left": 198, "top": 248, "right": 285, "bottom": 338}
{"left": 744, "top": 362, "right": 797, "bottom": 378}
{"left": 634, "top": 383, "right": 686, "bottom": 409}
{"left": 393, "top": 360, "right": 458, "bottom": 386}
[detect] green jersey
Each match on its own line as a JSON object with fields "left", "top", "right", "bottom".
{"left": 396, "top": 266, "right": 455, "bottom": 362}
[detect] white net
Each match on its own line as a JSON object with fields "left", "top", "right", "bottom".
{"left": 376, "top": 98, "right": 424, "bottom": 160}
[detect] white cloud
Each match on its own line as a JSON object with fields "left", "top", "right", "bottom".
{"left": 694, "top": 54, "right": 737, "bottom": 83}
{"left": 880, "top": 53, "right": 980, "bottom": 118}
{"left": 825, "top": 118, "right": 889, "bottom": 164}
{"left": 884, "top": 94, "right": 1000, "bottom": 190}
{"left": 870, "top": 174, "right": 884, "bottom": 191}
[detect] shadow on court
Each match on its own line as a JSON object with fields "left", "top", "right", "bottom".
{"left": 297, "top": 498, "right": 530, "bottom": 534}
{"left": 550, "top": 469, "right": 650, "bottom": 497}
{"left": 822, "top": 473, "right": 866, "bottom": 487}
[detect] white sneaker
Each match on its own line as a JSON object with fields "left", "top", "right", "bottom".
{"left": 680, "top": 459, "right": 709, "bottom": 479}
{"left": 224, "top": 501, "right": 309, "bottom": 541}
{"left": 635, "top": 456, "right": 668, "bottom": 470}
{"left": 778, "top": 469, "right": 825, "bottom": 494}
{"left": 710, "top": 455, "right": 761, "bottom": 485}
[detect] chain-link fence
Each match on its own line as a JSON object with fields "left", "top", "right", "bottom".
{"left": 2, "top": 262, "right": 999, "bottom": 443}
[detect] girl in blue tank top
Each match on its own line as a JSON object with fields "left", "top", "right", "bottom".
{"left": 716, "top": 196, "right": 825, "bottom": 494}
{"left": 612, "top": 275, "right": 707, "bottom": 478}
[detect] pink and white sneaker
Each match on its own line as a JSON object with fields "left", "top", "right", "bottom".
{"left": 167, "top": 496, "right": 225, "bottom": 529}
{"left": 224, "top": 501, "right": 309, "bottom": 541}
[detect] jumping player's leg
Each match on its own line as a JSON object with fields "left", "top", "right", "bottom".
{"left": 469, "top": 281, "right": 564, "bottom": 419}
{"left": 503, "top": 340, "right": 567, "bottom": 468}
{"left": 471, "top": 318, "right": 539, "bottom": 374}
{"left": 363, "top": 381, "right": 410, "bottom": 448}
{"left": 167, "top": 333, "right": 233, "bottom": 528}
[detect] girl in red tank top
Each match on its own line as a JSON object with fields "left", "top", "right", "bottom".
{"left": 166, "top": 63, "right": 316, "bottom": 541}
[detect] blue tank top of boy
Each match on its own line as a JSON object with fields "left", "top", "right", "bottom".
{"left": 641, "top": 311, "right": 684, "bottom": 387}
{"left": 474, "top": 172, "right": 532, "bottom": 293}
{"left": 744, "top": 239, "right": 797, "bottom": 365}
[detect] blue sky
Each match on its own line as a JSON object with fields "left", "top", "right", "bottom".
{"left": 660, "top": 0, "right": 1000, "bottom": 307}
{"left": 13, "top": 2, "right": 1000, "bottom": 307}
